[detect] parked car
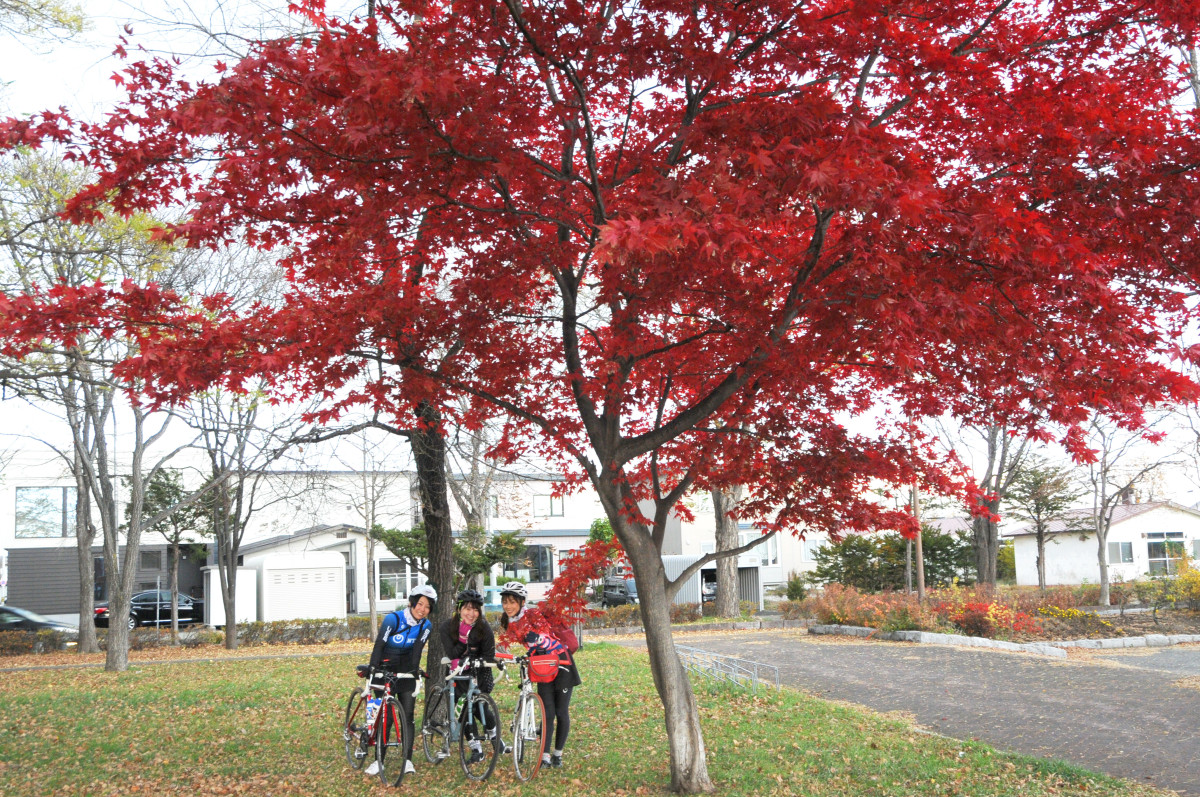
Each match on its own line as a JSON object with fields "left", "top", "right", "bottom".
{"left": 0, "top": 605, "right": 78, "bottom": 636}
{"left": 701, "top": 579, "right": 717, "bottom": 603}
{"left": 601, "top": 574, "right": 639, "bottom": 607}
{"left": 94, "top": 590, "right": 204, "bottom": 630}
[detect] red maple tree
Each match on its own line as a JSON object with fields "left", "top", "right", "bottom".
{"left": 3, "top": 1, "right": 1200, "bottom": 791}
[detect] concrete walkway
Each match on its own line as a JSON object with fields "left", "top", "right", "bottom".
{"left": 617, "top": 629, "right": 1200, "bottom": 796}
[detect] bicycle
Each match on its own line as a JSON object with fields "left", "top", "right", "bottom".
{"left": 495, "top": 652, "right": 547, "bottom": 781}
{"left": 420, "top": 656, "right": 503, "bottom": 781}
{"left": 342, "top": 663, "right": 421, "bottom": 787}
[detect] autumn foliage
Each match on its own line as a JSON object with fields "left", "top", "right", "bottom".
{"left": 2, "top": 1, "right": 1199, "bottom": 789}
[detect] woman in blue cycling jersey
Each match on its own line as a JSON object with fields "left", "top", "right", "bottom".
{"left": 365, "top": 583, "right": 436, "bottom": 777}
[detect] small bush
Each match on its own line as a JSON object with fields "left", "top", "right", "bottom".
{"left": 785, "top": 571, "right": 807, "bottom": 601}
{"left": 670, "top": 602, "right": 701, "bottom": 624}
{"left": 347, "top": 615, "right": 374, "bottom": 640}
{"left": 776, "top": 600, "right": 809, "bottom": 621}
{"left": 0, "top": 630, "right": 35, "bottom": 656}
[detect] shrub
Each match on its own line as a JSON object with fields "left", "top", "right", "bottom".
{"left": 931, "top": 589, "right": 1041, "bottom": 639}
{"left": 582, "top": 603, "right": 642, "bottom": 629}
{"left": 776, "top": 600, "right": 810, "bottom": 621}
{"left": 739, "top": 600, "right": 759, "bottom": 617}
{"left": 0, "top": 630, "right": 35, "bottom": 656}
{"left": 785, "top": 571, "right": 807, "bottom": 601}
{"left": 808, "top": 584, "right": 883, "bottom": 627}
{"left": 670, "top": 602, "right": 702, "bottom": 624}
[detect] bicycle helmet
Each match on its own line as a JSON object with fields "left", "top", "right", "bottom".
{"left": 499, "top": 581, "right": 527, "bottom": 600}
{"left": 456, "top": 588, "right": 484, "bottom": 607}
{"left": 409, "top": 583, "right": 437, "bottom": 609}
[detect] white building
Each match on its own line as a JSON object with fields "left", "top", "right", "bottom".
{"left": 1003, "top": 500, "right": 1200, "bottom": 586}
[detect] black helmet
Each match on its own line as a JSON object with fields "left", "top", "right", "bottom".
{"left": 457, "top": 588, "right": 484, "bottom": 608}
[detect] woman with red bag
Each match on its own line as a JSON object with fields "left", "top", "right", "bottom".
{"left": 498, "top": 581, "right": 580, "bottom": 770}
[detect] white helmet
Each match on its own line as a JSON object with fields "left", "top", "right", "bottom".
{"left": 499, "top": 581, "right": 527, "bottom": 600}
{"left": 409, "top": 583, "right": 437, "bottom": 609}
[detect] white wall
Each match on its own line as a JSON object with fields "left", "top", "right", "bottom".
{"left": 1011, "top": 504, "right": 1200, "bottom": 586}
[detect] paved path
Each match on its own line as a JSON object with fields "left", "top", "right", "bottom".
{"left": 616, "top": 630, "right": 1200, "bottom": 796}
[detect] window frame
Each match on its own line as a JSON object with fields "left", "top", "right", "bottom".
{"left": 532, "top": 495, "right": 564, "bottom": 518}
{"left": 14, "top": 486, "right": 77, "bottom": 539}
{"left": 1107, "top": 541, "right": 1134, "bottom": 564}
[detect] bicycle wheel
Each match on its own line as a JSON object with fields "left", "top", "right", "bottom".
{"left": 343, "top": 689, "right": 369, "bottom": 770}
{"left": 512, "top": 691, "right": 546, "bottom": 781}
{"left": 459, "top": 692, "right": 500, "bottom": 781}
{"left": 376, "top": 696, "right": 411, "bottom": 787}
{"left": 421, "top": 688, "right": 451, "bottom": 765}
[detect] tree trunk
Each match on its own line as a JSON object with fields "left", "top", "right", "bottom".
{"left": 411, "top": 401, "right": 455, "bottom": 689}
{"left": 972, "top": 503, "right": 1000, "bottom": 585}
{"left": 1035, "top": 530, "right": 1046, "bottom": 592}
{"left": 73, "top": 478, "right": 100, "bottom": 654}
{"left": 168, "top": 541, "right": 180, "bottom": 644}
{"left": 1096, "top": 523, "right": 1111, "bottom": 606}
{"left": 599, "top": 478, "right": 714, "bottom": 794}
{"left": 711, "top": 487, "right": 741, "bottom": 618}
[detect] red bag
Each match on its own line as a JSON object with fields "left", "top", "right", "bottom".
{"left": 528, "top": 653, "right": 560, "bottom": 683}
{"left": 549, "top": 621, "right": 580, "bottom": 654}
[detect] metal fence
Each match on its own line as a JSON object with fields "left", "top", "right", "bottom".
{"left": 675, "top": 645, "right": 780, "bottom": 693}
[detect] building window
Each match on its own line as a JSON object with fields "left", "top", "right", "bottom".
{"left": 1147, "top": 532, "right": 1185, "bottom": 575}
{"left": 504, "top": 545, "right": 554, "bottom": 583}
{"left": 379, "top": 560, "right": 409, "bottom": 601}
{"left": 1107, "top": 541, "right": 1133, "bottom": 564}
{"left": 739, "top": 531, "right": 779, "bottom": 566}
{"left": 1193, "top": 540, "right": 1200, "bottom": 560}
{"left": 15, "top": 486, "right": 77, "bottom": 538}
{"left": 140, "top": 551, "right": 163, "bottom": 571}
{"left": 532, "top": 495, "right": 563, "bottom": 517}
{"left": 487, "top": 494, "right": 500, "bottom": 518}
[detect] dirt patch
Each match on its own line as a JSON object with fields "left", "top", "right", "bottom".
{"left": 1177, "top": 676, "right": 1200, "bottom": 692}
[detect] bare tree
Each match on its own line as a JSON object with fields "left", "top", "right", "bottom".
{"left": 0, "top": 151, "right": 221, "bottom": 668}
{"left": 333, "top": 430, "right": 407, "bottom": 635}
{"left": 188, "top": 385, "right": 312, "bottom": 649}
{"left": 1084, "top": 415, "right": 1178, "bottom": 605}
{"left": 943, "top": 423, "right": 1031, "bottom": 585}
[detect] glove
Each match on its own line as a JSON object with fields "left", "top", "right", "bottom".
{"left": 524, "top": 631, "right": 539, "bottom": 645}
{"left": 356, "top": 664, "right": 371, "bottom": 678}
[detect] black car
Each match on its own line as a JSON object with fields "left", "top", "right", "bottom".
{"left": 601, "top": 575, "right": 639, "bottom": 607}
{"left": 0, "top": 605, "right": 78, "bottom": 636}
{"left": 94, "top": 590, "right": 204, "bottom": 630}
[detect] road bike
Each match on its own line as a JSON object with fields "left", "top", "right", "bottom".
{"left": 496, "top": 652, "right": 547, "bottom": 781}
{"left": 342, "top": 664, "right": 420, "bottom": 787}
{"left": 420, "top": 656, "right": 503, "bottom": 781}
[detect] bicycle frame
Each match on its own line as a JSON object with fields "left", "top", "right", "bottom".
{"left": 428, "top": 656, "right": 495, "bottom": 742}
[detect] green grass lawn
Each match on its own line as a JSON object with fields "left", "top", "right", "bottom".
{"left": 0, "top": 642, "right": 1171, "bottom": 797}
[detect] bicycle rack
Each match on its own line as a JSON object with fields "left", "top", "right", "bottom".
{"left": 675, "top": 645, "right": 780, "bottom": 694}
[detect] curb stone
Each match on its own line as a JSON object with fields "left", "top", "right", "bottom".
{"left": 807, "top": 625, "right": 1200, "bottom": 658}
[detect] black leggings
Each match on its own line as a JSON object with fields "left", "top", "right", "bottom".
{"left": 537, "top": 681, "right": 573, "bottom": 752}
{"left": 388, "top": 679, "right": 417, "bottom": 762}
